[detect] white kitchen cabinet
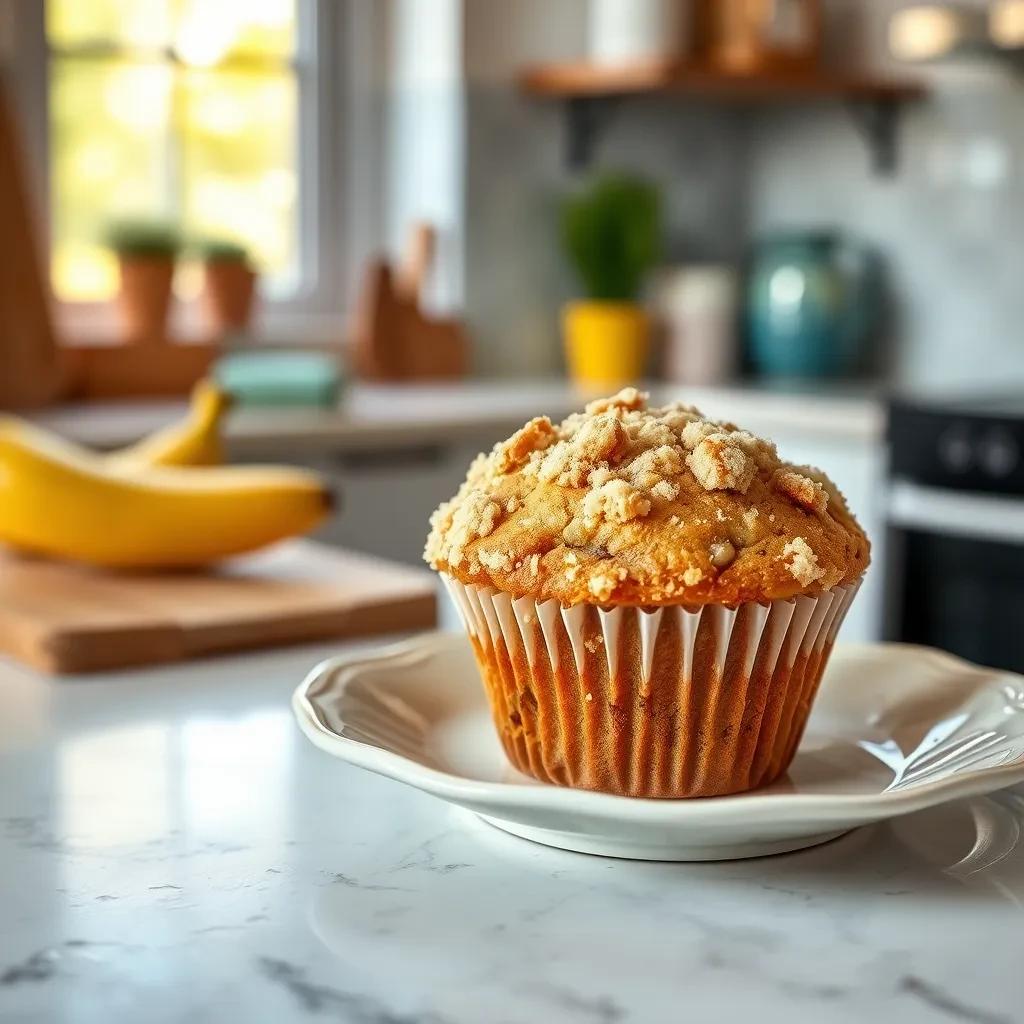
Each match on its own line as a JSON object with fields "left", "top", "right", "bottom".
{"left": 309, "top": 440, "right": 490, "bottom": 565}
{"left": 756, "top": 430, "right": 885, "bottom": 644}
{"left": 239, "top": 434, "right": 512, "bottom": 567}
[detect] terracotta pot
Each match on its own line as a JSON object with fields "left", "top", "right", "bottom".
{"left": 202, "top": 261, "right": 257, "bottom": 336}
{"left": 116, "top": 256, "right": 175, "bottom": 343}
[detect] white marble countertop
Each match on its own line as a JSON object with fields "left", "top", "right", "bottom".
{"left": 31, "top": 380, "right": 884, "bottom": 456}
{"left": 4, "top": 635, "right": 1022, "bottom": 1024}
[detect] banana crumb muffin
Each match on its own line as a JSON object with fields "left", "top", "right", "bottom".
{"left": 425, "top": 387, "right": 868, "bottom": 606}
{"left": 425, "top": 389, "right": 870, "bottom": 799}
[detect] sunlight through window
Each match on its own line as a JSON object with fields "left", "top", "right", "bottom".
{"left": 47, "top": 0, "right": 300, "bottom": 302}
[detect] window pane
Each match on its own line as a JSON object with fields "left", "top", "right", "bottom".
{"left": 171, "top": 0, "right": 296, "bottom": 63}
{"left": 48, "top": 0, "right": 172, "bottom": 50}
{"left": 50, "top": 58, "right": 174, "bottom": 301}
{"left": 179, "top": 68, "right": 298, "bottom": 293}
{"left": 47, "top": 0, "right": 300, "bottom": 304}
{"left": 49, "top": 0, "right": 297, "bottom": 61}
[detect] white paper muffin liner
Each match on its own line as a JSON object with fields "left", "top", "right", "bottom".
{"left": 441, "top": 574, "right": 861, "bottom": 798}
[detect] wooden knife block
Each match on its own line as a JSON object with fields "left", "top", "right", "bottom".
{"left": 349, "top": 224, "right": 468, "bottom": 381}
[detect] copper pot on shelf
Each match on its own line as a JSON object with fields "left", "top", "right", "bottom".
{"left": 695, "top": 0, "right": 822, "bottom": 74}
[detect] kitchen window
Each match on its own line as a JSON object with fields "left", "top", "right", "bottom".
{"left": 29, "top": 0, "right": 346, "bottom": 329}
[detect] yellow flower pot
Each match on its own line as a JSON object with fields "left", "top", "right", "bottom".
{"left": 562, "top": 301, "right": 650, "bottom": 387}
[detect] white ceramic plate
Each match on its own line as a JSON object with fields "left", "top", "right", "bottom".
{"left": 292, "top": 633, "right": 1024, "bottom": 861}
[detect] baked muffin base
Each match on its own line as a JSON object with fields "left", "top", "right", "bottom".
{"left": 443, "top": 576, "right": 860, "bottom": 799}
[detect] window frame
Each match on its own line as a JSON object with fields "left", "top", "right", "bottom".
{"left": 5, "top": 0, "right": 348, "bottom": 342}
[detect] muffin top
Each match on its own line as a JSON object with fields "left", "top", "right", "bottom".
{"left": 424, "top": 388, "right": 869, "bottom": 606}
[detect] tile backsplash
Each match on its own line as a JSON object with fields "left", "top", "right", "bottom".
{"left": 436, "top": 0, "right": 1024, "bottom": 387}
{"left": 749, "top": 68, "right": 1024, "bottom": 390}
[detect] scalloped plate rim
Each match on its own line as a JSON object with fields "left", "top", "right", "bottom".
{"left": 292, "top": 633, "right": 1024, "bottom": 828}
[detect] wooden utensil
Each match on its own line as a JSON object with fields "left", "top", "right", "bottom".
{"left": 0, "top": 74, "right": 65, "bottom": 408}
{"left": 395, "top": 222, "right": 437, "bottom": 303}
{"left": 0, "top": 75, "right": 215, "bottom": 403}
{"left": 0, "top": 540, "right": 437, "bottom": 673}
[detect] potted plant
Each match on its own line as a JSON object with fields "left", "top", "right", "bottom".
{"left": 104, "top": 219, "right": 181, "bottom": 342}
{"left": 561, "top": 173, "right": 661, "bottom": 386}
{"left": 196, "top": 238, "right": 258, "bottom": 337}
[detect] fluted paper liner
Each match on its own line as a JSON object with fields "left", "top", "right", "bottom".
{"left": 442, "top": 574, "right": 861, "bottom": 798}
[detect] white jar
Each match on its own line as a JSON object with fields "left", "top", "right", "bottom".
{"left": 588, "top": 0, "right": 689, "bottom": 65}
{"left": 654, "top": 264, "right": 739, "bottom": 386}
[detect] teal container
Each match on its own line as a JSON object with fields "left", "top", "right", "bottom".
{"left": 747, "top": 232, "right": 879, "bottom": 378}
{"left": 214, "top": 351, "right": 343, "bottom": 408}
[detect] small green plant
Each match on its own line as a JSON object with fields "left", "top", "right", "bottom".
{"left": 103, "top": 219, "right": 181, "bottom": 259}
{"left": 561, "top": 173, "right": 661, "bottom": 302}
{"left": 193, "top": 237, "right": 252, "bottom": 265}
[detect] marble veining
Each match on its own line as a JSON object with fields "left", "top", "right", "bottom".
{"left": 256, "top": 956, "right": 454, "bottom": 1023}
{"left": 896, "top": 976, "right": 1012, "bottom": 1024}
{"left": 2, "top": 638, "right": 1024, "bottom": 1023}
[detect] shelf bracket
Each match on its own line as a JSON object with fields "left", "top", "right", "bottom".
{"left": 846, "top": 98, "right": 903, "bottom": 177}
{"left": 565, "top": 97, "right": 618, "bottom": 171}
{"left": 558, "top": 92, "right": 912, "bottom": 176}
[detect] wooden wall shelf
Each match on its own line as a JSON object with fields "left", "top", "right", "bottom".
{"left": 518, "top": 60, "right": 927, "bottom": 174}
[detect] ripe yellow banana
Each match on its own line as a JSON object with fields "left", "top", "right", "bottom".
{"left": 0, "top": 420, "right": 333, "bottom": 568}
{"left": 107, "top": 379, "right": 232, "bottom": 470}
{"left": 0, "top": 379, "right": 231, "bottom": 475}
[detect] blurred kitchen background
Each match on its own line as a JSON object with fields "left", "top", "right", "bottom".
{"left": 2, "top": 0, "right": 1023, "bottom": 671}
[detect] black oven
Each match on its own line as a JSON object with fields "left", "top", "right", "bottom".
{"left": 885, "top": 396, "right": 1024, "bottom": 673}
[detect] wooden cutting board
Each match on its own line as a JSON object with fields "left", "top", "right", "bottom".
{"left": 0, "top": 540, "right": 437, "bottom": 674}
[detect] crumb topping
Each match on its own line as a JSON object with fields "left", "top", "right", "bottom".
{"left": 588, "top": 567, "right": 627, "bottom": 602}
{"left": 651, "top": 479, "right": 679, "bottom": 501}
{"left": 494, "top": 416, "right": 556, "bottom": 474}
{"left": 686, "top": 435, "right": 758, "bottom": 493}
{"left": 783, "top": 537, "right": 826, "bottom": 587}
{"left": 679, "top": 419, "right": 719, "bottom": 450}
{"left": 425, "top": 388, "right": 869, "bottom": 604}
{"left": 585, "top": 387, "right": 646, "bottom": 415}
{"left": 478, "top": 548, "right": 513, "bottom": 572}
{"left": 773, "top": 468, "right": 828, "bottom": 515}
{"left": 583, "top": 479, "right": 651, "bottom": 526}
{"left": 428, "top": 490, "right": 501, "bottom": 569}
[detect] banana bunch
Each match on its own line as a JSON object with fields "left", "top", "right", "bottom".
{"left": 0, "top": 381, "right": 333, "bottom": 569}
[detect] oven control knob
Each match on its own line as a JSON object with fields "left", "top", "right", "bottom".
{"left": 938, "top": 424, "right": 972, "bottom": 472}
{"left": 980, "top": 428, "right": 1018, "bottom": 477}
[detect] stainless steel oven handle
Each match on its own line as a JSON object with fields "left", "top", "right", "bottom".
{"left": 888, "top": 479, "right": 1024, "bottom": 543}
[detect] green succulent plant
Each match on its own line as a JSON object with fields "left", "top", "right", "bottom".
{"left": 561, "top": 173, "right": 662, "bottom": 302}
{"left": 103, "top": 218, "right": 182, "bottom": 258}
{"left": 193, "top": 237, "right": 252, "bottom": 265}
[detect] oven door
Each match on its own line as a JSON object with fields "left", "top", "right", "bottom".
{"left": 886, "top": 481, "right": 1024, "bottom": 673}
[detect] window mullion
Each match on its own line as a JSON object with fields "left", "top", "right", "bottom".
{"left": 168, "top": 60, "right": 185, "bottom": 236}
